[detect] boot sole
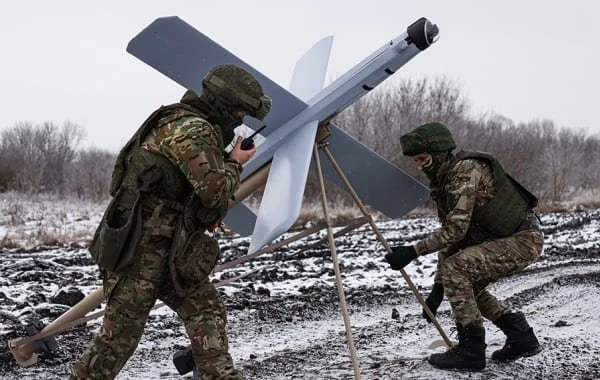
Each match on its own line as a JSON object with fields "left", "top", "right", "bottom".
{"left": 492, "top": 345, "right": 542, "bottom": 362}
{"left": 427, "top": 357, "right": 485, "bottom": 371}
{"left": 428, "top": 362, "right": 485, "bottom": 372}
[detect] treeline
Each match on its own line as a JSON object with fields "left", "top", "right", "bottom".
{"left": 0, "top": 122, "right": 114, "bottom": 201}
{"left": 0, "top": 77, "right": 598, "bottom": 205}
{"left": 331, "top": 77, "right": 599, "bottom": 204}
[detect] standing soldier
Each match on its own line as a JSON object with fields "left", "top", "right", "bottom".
{"left": 384, "top": 122, "right": 543, "bottom": 371}
{"left": 70, "top": 64, "right": 271, "bottom": 380}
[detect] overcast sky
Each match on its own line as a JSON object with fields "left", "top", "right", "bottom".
{"left": 1, "top": 1, "right": 598, "bottom": 152}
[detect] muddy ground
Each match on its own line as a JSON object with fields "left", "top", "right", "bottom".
{"left": 1, "top": 209, "right": 599, "bottom": 379}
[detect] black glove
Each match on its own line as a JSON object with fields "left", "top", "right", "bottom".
{"left": 422, "top": 282, "right": 444, "bottom": 323}
{"left": 384, "top": 245, "right": 417, "bottom": 270}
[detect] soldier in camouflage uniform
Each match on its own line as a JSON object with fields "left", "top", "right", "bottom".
{"left": 69, "top": 64, "right": 271, "bottom": 380}
{"left": 384, "top": 122, "right": 543, "bottom": 371}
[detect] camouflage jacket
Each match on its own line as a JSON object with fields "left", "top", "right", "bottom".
{"left": 141, "top": 106, "right": 241, "bottom": 210}
{"left": 415, "top": 157, "right": 495, "bottom": 256}
{"left": 415, "top": 150, "right": 537, "bottom": 256}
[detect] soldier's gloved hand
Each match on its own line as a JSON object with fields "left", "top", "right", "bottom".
{"left": 422, "top": 282, "right": 444, "bottom": 323}
{"left": 384, "top": 245, "right": 417, "bottom": 270}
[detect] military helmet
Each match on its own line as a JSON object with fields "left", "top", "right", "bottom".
{"left": 202, "top": 64, "right": 271, "bottom": 120}
{"left": 400, "top": 122, "right": 456, "bottom": 156}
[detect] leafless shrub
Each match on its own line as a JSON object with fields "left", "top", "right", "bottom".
{"left": 295, "top": 198, "right": 368, "bottom": 228}
{"left": 0, "top": 192, "right": 103, "bottom": 249}
{"left": 0, "top": 121, "right": 83, "bottom": 194}
{"left": 3, "top": 196, "right": 25, "bottom": 226}
{"left": 0, "top": 234, "right": 18, "bottom": 250}
{"left": 0, "top": 122, "right": 116, "bottom": 200}
{"left": 330, "top": 76, "right": 600, "bottom": 207}
{"left": 67, "top": 148, "right": 115, "bottom": 201}
{"left": 1, "top": 75, "right": 598, "bottom": 219}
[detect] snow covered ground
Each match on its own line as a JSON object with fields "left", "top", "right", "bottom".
{"left": 1, "top": 194, "right": 599, "bottom": 379}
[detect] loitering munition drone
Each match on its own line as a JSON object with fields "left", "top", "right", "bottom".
{"left": 9, "top": 16, "right": 451, "bottom": 379}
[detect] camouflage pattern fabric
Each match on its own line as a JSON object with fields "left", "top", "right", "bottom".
{"left": 203, "top": 64, "right": 271, "bottom": 120}
{"left": 413, "top": 155, "right": 543, "bottom": 327}
{"left": 142, "top": 111, "right": 241, "bottom": 209}
{"left": 400, "top": 122, "right": 456, "bottom": 156}
{"left": 438, "top": 229, "right": 543, "bottom": 326}
{"left": 70, "top": 108, "right": 243, "bottom": 379}
{"left": 433, "top": 248, "right": 453, "bottom": 284}
{"left": 415, "top": 158, "right": 495, "bottom": 256}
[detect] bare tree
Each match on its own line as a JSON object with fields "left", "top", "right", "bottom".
{"left": 336, "top": 76, "right": 469, "bottom": 176}
{"left": 329, "top": 76, "right": 597, "bottom": 206}
{"left": 464, "top": 117, "right": 547, "bottom": 197}
{"left": 0, "top": 139, "right": 17, "bottom": 191}
{"left": 580, "top": 136, "right": 600, "bottom": 194}
{"left": 39, "top": 121, "right": 84, "bottom": 193}
{"left": 67, "top": 148, "right": 115, "bottom": 201}
{"left": 0, "top": 121, "right": 84, "bottom": 194}
{"left": 542, "top": 124, "right": 587, "bottom": 201}
{"left": 1, "top": 122, "right": 45, "bottom": 191}
{"left": 2, "top": 75, "right": 597, "bottom": 208}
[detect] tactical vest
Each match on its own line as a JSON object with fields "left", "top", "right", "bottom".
{"left": 110, "top": 104, "right": 199, "bottom": 203}
{"left": 90, "top": 103, "right": 224, "bottom": 272}
{"left": 442, "top": 150, "right": 538, "bottom": 246}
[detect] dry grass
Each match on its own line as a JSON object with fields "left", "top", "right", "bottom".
{"left": 1, "top": 190, "right": 598, "bottom": 250}
{"left": 0, "top": 191, "right": 105, "bottom": 251}
{"left": 0, "top": 234, "right": 19, "bottom": 250}
{"left": 536, "top": 191, "right": 600, "bottom": 213}
{"left": 295, "top": 201, "right": 370, "bottom": 227}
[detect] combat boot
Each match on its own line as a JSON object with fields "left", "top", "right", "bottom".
{"left": 492, "top": 312, "right": 541, "bottom": 362}
{"left": 428, "top": 323, "right": 486, "bottom": 371}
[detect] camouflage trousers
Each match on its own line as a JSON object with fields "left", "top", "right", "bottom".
{"left": 70, "top": 205, "right": 242, "bottom": 380}
{"left": 438, "top": 229, "right": 544, "bottom": 327}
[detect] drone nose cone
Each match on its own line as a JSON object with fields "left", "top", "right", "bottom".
{"left": 406, "top": 17, "right": 440, "bottom": 50}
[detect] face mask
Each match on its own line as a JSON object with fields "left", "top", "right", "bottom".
{"left": 198, "top": 91, "right": 243, "bottom": 146}
{"left": 416, "top": 154, "right": 433, "bottom": 171}
{"left": 422, "top": 162, "right": 439, "bottom": 183}
{"left": 217, "top": 110, "right": 243, "bottom": 146}
{"left": 422, "top": 152, "right": 450, "bottom": 184}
